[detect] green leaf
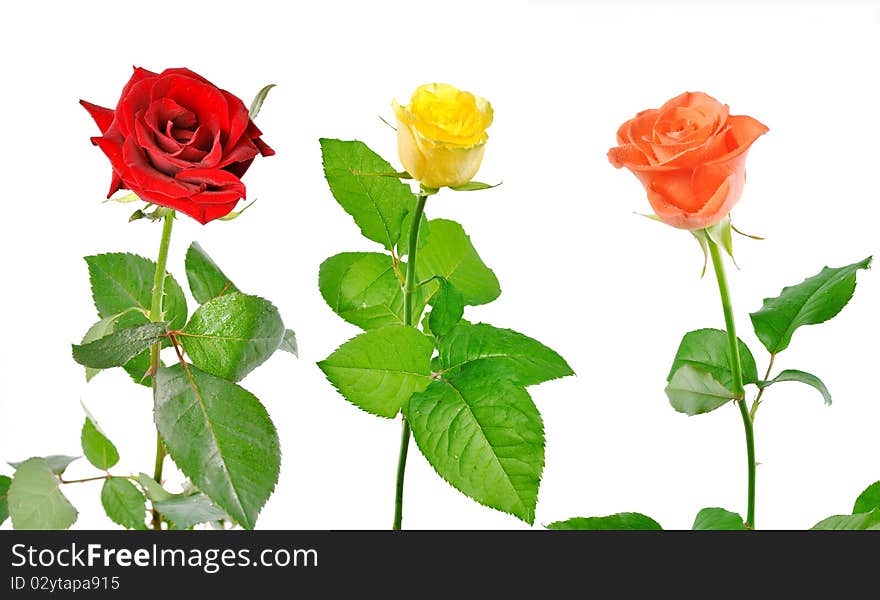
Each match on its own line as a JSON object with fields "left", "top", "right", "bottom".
{"left": 9, "top": 455, "right": 79, "bottom": 475}
{"left": 86, "top": 253, "right": 188, "bottom": 330}
{"left": 436, "top": 321, "right": 573, "bottom": 386}
{"left": 137, "top": 473, "right": 173, "bottom": 502}
{"left": 72, "top": 321, "right": 167, "bottom": 369}
{"left": 320, "top": 138, "right": 416, "bottom": 250}
{"left": 416, "top": 219, "right": 501, "bottom": 306}
{"left": 179, "top": 293, "right": 285, "bottom": 382}
{"left": 153, "top": 494, "right": 229, "bottom": 529}
{"left": 853, "top": 481, "right": 880, "bottom": 514}
{"left": 0, "top": 475, "right": 10, "bottom": 526}
{"left": 7, "top": 458, "right": 77, "bottom": 530}
{"left": 546, "top": 513, "right": 662, "bottom": 530}
{"left": 318, "top": 325, "right": 434, "bottom": 418}
{"left": 757, "top": 369, "right": 832, "bottom": 405}
{"left": 406, "top": 363, "right": 544, "bottom": 524}
{"left": 85, "top": 253, "right": 187, "bottom": 386}
{"left": 185, "top": 242, "right": 240, "bottom": 304}
{"left": 665, "top": 364, "right": 736, "bottom": 415}
{"left": 154, "top": 364, "right": 280, "bottom": 529}
{"left": 692, "top": 507, "right": 746, "bottom": 530}
{"left": 428, "top": 279, "right": 464, "bottom": 337}
{"left": 101, "top": 477, "right": 147, "bottom": 530}
{"left": 80, "top": 315, "right": 118, "bottom": 381}
{"left": 750, "top": 257, "right": 872, "bottom": 354}
{"left": 248, "top": 83, "right": 275, "bottom": 119}
{"left": 811, "top": 509, "right": 880, "bottom": 530}
{"left": 667, "top": 328, "right": 758, "bottom": 390}
{"left": 318, "top": 252, "right": 427, "bottom": 330}
{"left": 81, "top": 417, "right": 119, "bottom": 470}
{"left": 280, "top": 329, "right": 298, "bottom": 356}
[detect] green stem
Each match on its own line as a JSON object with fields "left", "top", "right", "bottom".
{"left": 707, "top": 235, "right": 756, "bottom": 529}
{"left": 392, "top": 194, "right": 428, "bottom": 530}
{"left": 149, "top": 211, "right": 175, "bottom": 530}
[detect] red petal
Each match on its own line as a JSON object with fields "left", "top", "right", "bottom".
{"left": 80, "top": 100, "right": 115, "bottom": 134}
{"left": 122, "top": 137, "right": 197, "bottom": 199}
{"left": 175, "top": 167, "right": 246, "bottom": 201}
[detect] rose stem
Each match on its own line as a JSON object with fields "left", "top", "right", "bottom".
{"left": 149, "top": 210, "right": 175, "bottom": 530}
{"left": 707, "top": 235, "right": 756, "bottom": 529}
{"left": 392, "top": 193, "right": 428, "bottom": 531}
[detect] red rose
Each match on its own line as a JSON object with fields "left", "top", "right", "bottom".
{"left": 81, "top": 67, "right": 274, "bottom": 224}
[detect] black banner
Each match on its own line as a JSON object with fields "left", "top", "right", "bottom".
{"left": 1, "top": 531, "right": 875, "bottom": 595}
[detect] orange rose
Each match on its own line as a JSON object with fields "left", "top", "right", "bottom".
{"left": 608, "top": 92, "right": 768, "bottom": 230}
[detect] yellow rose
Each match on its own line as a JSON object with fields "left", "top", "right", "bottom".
{"left": 392, "top": 83, "right": 494, "bottom": 189}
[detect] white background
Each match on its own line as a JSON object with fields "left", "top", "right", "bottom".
{"left": 1, "top": 0, "right": 878, "bottom": 530}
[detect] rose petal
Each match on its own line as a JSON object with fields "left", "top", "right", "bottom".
{"left": 80, "top": 100, "right": 115, "bottom": 134}
{"left": 122, "top": 137, "right": 197, "bottom": 199}
{"left": 221, "top": 90, "right": 250, "bottom": 152}
{"left": 151, "top": 73, "right": 228, "bottom": 136}
{"left": 705, "top": 115, "right": 769, "bottom": 166}
{"left": 175, "top": 167, "right": 246, "bottom": 201}
{"left": 92, "top": 135, "right": 128, "bottom": 197}
{"left": 118, "top": 78, "right": 156, "bottom": 137}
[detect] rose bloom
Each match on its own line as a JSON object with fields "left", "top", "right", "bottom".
{"left": 393, "top": 83, "right": 493, "bottom": 189}
{"left": 82, "top": 67, "right": 274, "bottom": 224}
{"left": 608, "top": 92, "right": 767, "bottom": 230}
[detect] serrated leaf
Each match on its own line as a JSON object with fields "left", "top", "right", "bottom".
{"left": 428, "top": 279, "right": 464, "bottom": 337}
{"left": 692, "top": 507, "right": 746, "bottom": 530}
{"left": 153, "top": 494, "right": 229, "bottom": 529}
{"left": 436, "top": 321, "right": 573, "bottom": 386}
{"left": 248, "top": 83, "right": 275, "bottom": 119}
{"left": 9, "top": 455, "right": 80, "bottom": 475}
{"left": 0, "top": 475, "right": 10, "bottom": 526}
{"left": 101, "top": 477, "right": 147, "bottom": 530}
{"left": 546, "top": 513, "right": 662, "bottom": 530}
{"left": 179, "top": 293, "right": 284, "bottom": 382}
{"left": 320, "top": 138, "right": 416, "bottom": 250}
{"left": 85, "top": 253, "right": 187, "bottom": 386}
{"left": 7, "top": 458, "right": 77, "bottom": 530}
{"left": 318, "top": 325, "right": 434, "bottom": 418}
{"left": 416, "top": 219, "right": 500, "bottom": 306}
{"left": 185, "top": 242, "right": 240, "bottom": 304}
{"left": 72, "top": 322, "right": 167, "bottom": 369}
{"left": 81, "top": 418, "right": 119, "bottom": 470}
{"left": 665, "top": 364, "right": 736, "bottom": 415}
{"left": 853, "top": 481, "right": 880, "bottom": 514}
{"left": 811, "top": 509, "right": 880, "bottom": 530}
{"left": 406, "top": 363, "right": 544, "bottom": 524}
{"left": 667, "top": 328, "right": 758, "bottom": 390}
{"left": 318, "top": 252, "right": 427, "bottom": 330}
{"left": 750, "top": 257, "right": 872, "bottom": 354}
{"left": 279, "top": 329, "right": 298, "bottom": 356}
{"left": 85, "top": 253, "right": 188, "bottom": 330}
{"left": 757, "top": 369, "right": 832, "bottom": 405}
{"left": 154, "top": 364, "right": 280, "bottom": 529}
